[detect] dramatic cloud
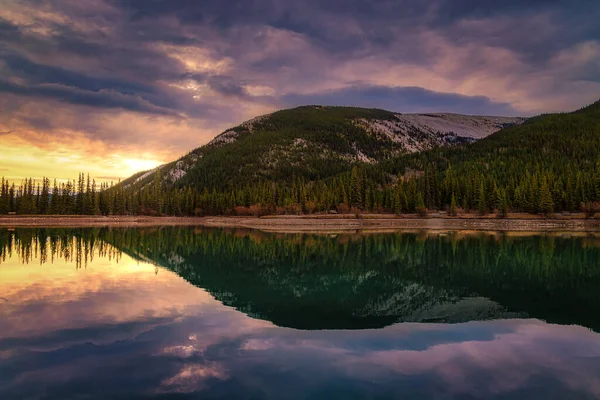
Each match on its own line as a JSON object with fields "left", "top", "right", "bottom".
{"left": 0, "top": 0, "right": 598, "bottom": 180}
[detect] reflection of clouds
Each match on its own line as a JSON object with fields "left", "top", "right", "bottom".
{"left": 163, "top": 345, "right": 198, "bottom": 358}
{"left": 0, "top": 350, "right": 13, "bottom": 360}
{"left": 0, "top": 249, "right": 223, "bottom": 345}
{"left": 336, "top": 321, "right": 600, "bottom": 398}
{"left": 155, "top": 319, "right": 600, "bottom": 398}
{"left": 160, "top": 363, "right": 228, "bottom": 393}
{"left": 0, "top": 248, "right": 271, "bottom": 398}
{"left": 241, "top": 338, "right": 278, "bottom": 351}
{"left": 2, "top": 248, "right": 600, "bottom": 399}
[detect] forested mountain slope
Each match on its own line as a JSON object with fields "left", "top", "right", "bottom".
{"left": 371, "top": 99, "right": 600, "bottom": 214}
{"left": 87, "top": 100, "right": 598, "bottom": 217}
{"left": 121, "top": 106, "right": 524, "bottom": 191}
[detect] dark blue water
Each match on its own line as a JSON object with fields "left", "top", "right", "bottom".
{"left": 1, "top": 227, "right": 600, "bottom": 399}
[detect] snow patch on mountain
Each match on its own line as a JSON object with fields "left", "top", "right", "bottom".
{"left": 207, "top": 113, "right": 274, "bottom": 147}
{"left": 163, "top": 154, "right": 202, "bottom": 184}
{"left": 207, "top": 130, "right": 239, "bottom": 147}
{"left": 240, "top": 113, "right": 271, "bottom": 132}
{"left": 123, "top": 167, "right": 159, "bottom": 189}
{"left": 394, "top": 113, "right": 526, "bottom": 139}
{"left": 352, "top": 143, "right": 375, "bottom": 163}
{"left": 293, "top": 138, "right": 308, "bottom": 148}
{"left": 134, "top": 169, "right": 158, "bottom": 185}
{"left": 356, "top": 113, "right": 525, "bottom": 153}
{"left": 168, "top": 253, "right": 185, "bottom": 267}
{"left": 167, "top": 161, "right": 187, "bottom": 182}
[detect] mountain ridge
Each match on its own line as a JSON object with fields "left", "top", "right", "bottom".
{"left": 85, "top": 98, "right": 600, "bottom": 217}
{"left": 123, "top": 105, "right": 525, "bottom": 190}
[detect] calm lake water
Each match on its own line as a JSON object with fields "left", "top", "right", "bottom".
{"left": 1, "top": 227, "right": 600, "bottom": 399}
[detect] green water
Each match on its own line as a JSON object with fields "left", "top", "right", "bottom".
{"left": 1, "top": 227, "right": 600, "bottom": 399}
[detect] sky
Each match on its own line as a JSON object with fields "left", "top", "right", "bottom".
{"left": 0, "top": 0, "right": 599, "bottom": 183}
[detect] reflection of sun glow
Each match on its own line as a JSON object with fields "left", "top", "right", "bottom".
{"left": 0, "top": 239, "right": 220, "bottom": 340}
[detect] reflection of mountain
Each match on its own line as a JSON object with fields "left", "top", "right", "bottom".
{"left": 99, "top": 228, "right": 600, "bottom": 331}
{"left": 161, "top": 257, "right": 522, "bottom": 329}
{"left": 3, "top": 228, "right": 600, "bottom": 331}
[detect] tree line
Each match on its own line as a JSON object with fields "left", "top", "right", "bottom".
{"left": 0, "top": 174, "right": 122, "bottom": 215}
{"left": 2, "top": 162, "right": 600, "bottom": 217}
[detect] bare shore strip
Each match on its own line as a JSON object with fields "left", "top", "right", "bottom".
{"left": 1, "top": 214, "right": 600, "bottom": 232}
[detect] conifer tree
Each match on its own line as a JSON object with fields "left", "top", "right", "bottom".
{"left": 92, "top": 179, "right": 100, "bottom": 215}
{"left": 84, "top": 174, "right": 93, "bottom": 214}
{"left": 449, "top": 193, "right": 457, "bottom": 216}
{"left": 0, "top": 178, "right": 8, "bottom": 214}
{"left": 539, "top": 180, "right": 554, "bottom": 216}
{"left": 498, "top": 189, "right": 508, "bottom": 218}
{"left": 9, "top": 183, "right": 15, "bottom": 212}
{"left": 39, "top": 177, "right": 50, "bottom": 214}
{"left": 477, "top": 182, "right": 487, "bottom": 216}
{"left": 393, "top": 189, "right": 402, "bottom": 215}
{"left": 415, "top": 192, "right": 427, "bottom": 217}
{"left": 350, "top": 167, "right": 362, "bottom": 208}
{"left": 76, "top": 173, "right": 85, "bottom": 213}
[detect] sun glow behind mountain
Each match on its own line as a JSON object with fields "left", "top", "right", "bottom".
{"left": 0, "top": 134, "right": 163, "bottom": 184}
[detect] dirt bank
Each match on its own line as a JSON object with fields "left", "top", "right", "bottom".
{"left": 0, "top": 215, "right": 207, "bottom": 228}
{"left": 1, "top": 214, "right": 600, "bottom": 232}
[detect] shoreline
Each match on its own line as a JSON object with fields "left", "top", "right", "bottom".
{"left": 1, "top": 214, "right": 600, "bottom": 232}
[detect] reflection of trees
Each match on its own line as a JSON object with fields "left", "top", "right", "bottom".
{"left": 0, "top": 228, "right": 122, "bottom": 269}
{"left": 104, "top": 228, "right": 600, "bottom": 331}
{"left": 2, "top": 228, "right": 600, "bottom": 331}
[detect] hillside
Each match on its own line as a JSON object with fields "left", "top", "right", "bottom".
{"left": 122, "top": 106, "right": 524, "bottom": 190}
{"left": 372, "top": 99, "right": 600, "bottom": 213}
{"left": 5, "top": 101, "right": 599, "bottom": 216}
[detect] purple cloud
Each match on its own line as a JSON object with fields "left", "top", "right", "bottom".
{"left": 0, "top": 0, "right": 598, "bottom": 161}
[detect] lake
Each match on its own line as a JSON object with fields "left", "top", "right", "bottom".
{"left": 1, "top": 227, "right": 600, "bottom": 399}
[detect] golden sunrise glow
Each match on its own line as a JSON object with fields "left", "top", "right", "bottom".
{"left": 0, "top": 132, "right": 165, "bottom": 184}
{"left": 0, "top": 240, "right": 218, "bottom": 339}
{"left": 0, "top": 92, "right": 273, "bottom": 184}
{"left": 122, "top": 157, "right": 162, "bottom": 174}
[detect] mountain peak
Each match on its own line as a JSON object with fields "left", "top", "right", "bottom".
{"left": 122, "top": 105, "right": 525, "bottom": 190}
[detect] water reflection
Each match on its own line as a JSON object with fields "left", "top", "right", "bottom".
{"left": 1, "top": 228, "right": 600, "bottom": 399}
{"left": 4, "top": 227, "right": 598, "bottom": 330}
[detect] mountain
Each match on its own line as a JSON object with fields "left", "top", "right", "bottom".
{"left": 371, "top": 98, "right": 600, "bottom": 212}
{"left": 96, "top": 99, "right": 599, "bottom": 217}
{"left": 122, "top": 106, "right": 524, "bottom": 190}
